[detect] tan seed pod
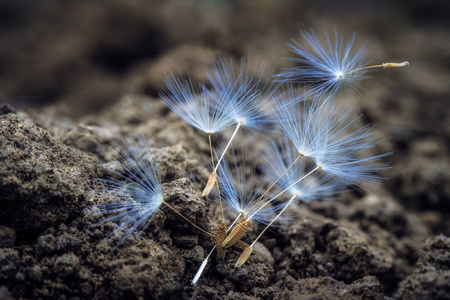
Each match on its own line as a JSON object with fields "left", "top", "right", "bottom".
{"left": 233, "top": 239, "right": 250, "bottom": 250}
{"left": 202, "top": 172, "right": 217, "bottom": 197}
{"left": 215, "top": 222, "right": 227, "bottom": 259}
{"left": 235, "top": 246, "right": 253, "bottom": 268}
{"left": 222, "top": 219, "right": 248, "bottom": 249}
{"left": 382, "top": 61, "right": 409, "bottom": 68}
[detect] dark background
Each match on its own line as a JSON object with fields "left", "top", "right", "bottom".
{"left": 1, "top": 0, "right": 448, "bottom": 114}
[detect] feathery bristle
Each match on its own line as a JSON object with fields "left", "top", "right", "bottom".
{"left": 275, "top": 93, "right": 390, "bottom": 187}
{"left": 275, "top": 29, "right": 368, "bottom": 100}
{"left": 263, "top": 138, "right": 345, "bottom": 202}
{"left": 215, "top": 150, "right": 283, "bottom": 226}
{"left": 90, "top": 136, "right": 163, "bottom": 245}
{"left": 160, "top": 74, "right": 235, "bottom": 134}
{"left": 206, "top": 58, "right": 277, "bottom": 132}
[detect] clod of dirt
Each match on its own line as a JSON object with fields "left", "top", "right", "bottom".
{"left": 390, "top": 149, "right": 450, "bottom": 212}
{"left": 0, "top": 114, "right": 98, "bottom": 234}
{"left": 0, "top": 226, "right": 16, "bottom": 248}
{"left": 0, "top": 285, "right": 13, "bottom": 300}
{"left": 273, "top": 200, "right": 427, "bottom": 296}
{"left": 279, "top": 275, "right": 385, "bottom": 300}
{"left": 0, "top": 248, "right": 19, "bottom": 282}
{"left": 396, "top": 235, "right": 450, "bottom": 299}
{"left": 162, "top": 177, "right": 210, "bottom": 236}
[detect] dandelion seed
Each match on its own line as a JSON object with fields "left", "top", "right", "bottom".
{"left": 202, "top": 58, "right": 277, "bottom": 196}
{"left": 90, "top": 136, "right": 164, "bottom": 245}
{"left": 159, "top": 73, "right": 233, "bottom": 211}
{"left": 273, "top": 88, "right": 324, "bottom": 158}
{"left": 274, "top": 90, "right": 390, "bottom": 187}
{"left": 90, "top": 136, "right": 213, "bottom": 245}
{"left": 275, "top": 29, "right": 368, "bottom": 98}
{"left": 192, "top": 151, "right": 283, "bottom": 285}
{"left": 159, "top": 66, "right": 271, "bottom": 198}
{"left": 160, "top": 74, "right": 235, "bottom": 135}
{"left": 206, "top": 57, "right": 278, "bottom": 131}
{"left": 235, "top": 96, "right": 391, "bottom": 267}
{"left": 275, "top": 29, "right": 409, "bottom": 101}
{"left": 305, "top": 102, "right": 391, "bottom": 187}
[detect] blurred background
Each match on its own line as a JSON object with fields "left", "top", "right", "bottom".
{"left": 1, "top": 0, "right": 449, "bottom": 234}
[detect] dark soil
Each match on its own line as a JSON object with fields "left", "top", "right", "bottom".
{"left": 1, "top": 1, "right": 449, "bottom": 299}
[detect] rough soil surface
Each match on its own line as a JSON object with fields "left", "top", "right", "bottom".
{"left": 1, "top": 1, "right": 449, "bottom": 299}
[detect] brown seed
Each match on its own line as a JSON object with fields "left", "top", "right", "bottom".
{"left": 233, "top": 239, "right": 250, "bottom": 250}
{"left": 382, "top": 61, "right": 409, "bottom": 68}
{"left": 222, "top": 219, "right": 248, "bottom": 249}
{"left": 202, "top": 172, "right": 217, "bottom": 197}
{"left": 235, "top": 246, "right": 253, "bottom": 268}
{"left": 215, "top": 222, "right": 227, "bottom": 259}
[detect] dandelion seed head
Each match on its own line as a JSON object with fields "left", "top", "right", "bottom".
{"left": 275, "top": 91, "right": 390, "bottom": 188}
{"left": 89, "top": 136, "right": 164, "bottom": 245}
{"left": 160, "top": 74, "right": 235, "bottom": 134}
{"left": 272, "top": 88, "right": 322, "bottom": 158}
{"left": 206, "top": 58, "right": 278, "bottom": 132}
{"left": 275, "top": 29, "right": 369, "bottom": 100}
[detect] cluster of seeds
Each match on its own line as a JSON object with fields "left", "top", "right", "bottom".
{"left": 89, "top": 29, "right": 408, "bottom": 286}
